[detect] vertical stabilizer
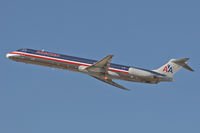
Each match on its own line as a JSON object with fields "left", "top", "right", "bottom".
{"left": 153, "top": 58, "right": 194, "bottom": 77}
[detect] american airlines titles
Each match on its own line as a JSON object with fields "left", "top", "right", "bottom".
{"left": 36, "top": 51, "right": 60, "bottom": 57}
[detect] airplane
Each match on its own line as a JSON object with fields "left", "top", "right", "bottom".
{"left": 6, "top": 49, "right": 194, "bottom": 90}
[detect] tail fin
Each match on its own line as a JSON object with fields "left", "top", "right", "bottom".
{"left": 153, "top": 58, "right": 194, "bottom": 77}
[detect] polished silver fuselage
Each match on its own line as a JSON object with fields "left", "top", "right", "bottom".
{"left": 7, "top": 50, "right": 173, "bottom": 84}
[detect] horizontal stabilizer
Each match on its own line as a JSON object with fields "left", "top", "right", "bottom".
{"left": 172, "top": 58, "right": 194, "bottom": 72}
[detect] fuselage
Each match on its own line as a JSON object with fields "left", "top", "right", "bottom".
{"left": 6, "top": 49, "right": 173, "bottom": 84}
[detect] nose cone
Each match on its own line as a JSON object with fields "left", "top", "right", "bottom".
{"left": 6, "top": 53, "right": 12, "bottom": 58}
{"left": 6, "top": 53, "right": 16, "bottom": 59}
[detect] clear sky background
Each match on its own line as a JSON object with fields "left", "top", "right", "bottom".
{"left": 0, "top": 0, "right": 200, "bottom": 133}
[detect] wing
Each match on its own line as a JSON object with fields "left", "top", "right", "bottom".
{"left": 86, "top": 55, "right": 113, "bottom": 73}
{"left": 91, "top": 76, "right": 130, "bottom": 91}
{"left": 86, "top": 55, "right": 130, "bottom": 90}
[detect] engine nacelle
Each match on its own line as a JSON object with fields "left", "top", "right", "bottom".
{"left": 78, "top": 65, "right": 88, "bottom": 72}
{"left": 108, "top": 71, "right": 119, "bottom": 77}
{"left": 129, "top": 68, "right": 152, "bottom": 77}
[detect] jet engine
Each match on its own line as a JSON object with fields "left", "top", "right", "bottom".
{"left": 78, "top": 65, "right": 88, "bottom": 72}
{"left": 129, "top": 68, "right": 152, "bottom": 77}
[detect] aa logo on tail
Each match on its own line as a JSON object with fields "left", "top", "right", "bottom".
{"left": 163, "top": 65, "right": 173, "bottom": 73}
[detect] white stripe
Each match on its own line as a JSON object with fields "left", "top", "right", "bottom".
{"left": 15, "top": 51, "right": 129, "bottom": 73}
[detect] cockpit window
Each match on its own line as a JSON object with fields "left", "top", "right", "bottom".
{"left": 17, "top": 49, "right": 27, "bottom": 52}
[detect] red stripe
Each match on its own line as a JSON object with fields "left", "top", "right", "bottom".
{"left": 11, "top": 52, "right": 129, "bottom": 74}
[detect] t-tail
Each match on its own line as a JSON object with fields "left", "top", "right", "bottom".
{"left": 153, "top": 58, "right": 194, "bottom": 77}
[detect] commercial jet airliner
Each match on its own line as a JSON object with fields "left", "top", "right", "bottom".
{"left": 6, "top": 49, "right": 194, "bottom": 90}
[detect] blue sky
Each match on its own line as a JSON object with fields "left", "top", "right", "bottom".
{"left": 1, "top": 0, "right": 200, "bottom": 133}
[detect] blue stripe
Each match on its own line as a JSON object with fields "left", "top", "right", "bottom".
{"left": 17, "top": 49, "right": 165, "bottom": 76}
{"left": 17, "top": 49, "right": 130, "bottom": 71}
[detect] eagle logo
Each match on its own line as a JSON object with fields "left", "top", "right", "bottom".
{"left": 163, "top": 65, "right": 173, "bottom": 73}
